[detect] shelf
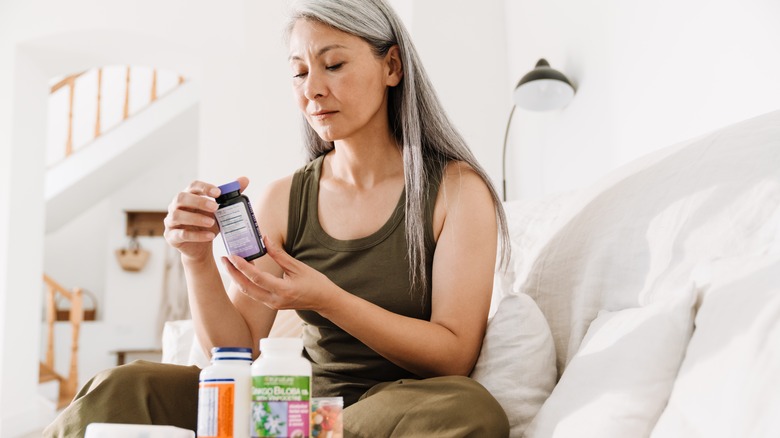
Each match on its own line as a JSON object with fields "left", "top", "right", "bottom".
{"left": 125, "top": 210, "right": 167, "bottom": 237}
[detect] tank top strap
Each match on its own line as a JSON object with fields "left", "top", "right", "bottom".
{"left": 285, "top": 155, "right": 324, "bottom": 253}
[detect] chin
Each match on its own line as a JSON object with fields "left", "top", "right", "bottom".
{"left": 313, "top": 128, "right": 340, "bottom": 143}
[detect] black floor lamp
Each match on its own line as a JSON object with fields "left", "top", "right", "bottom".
{"left": 502, "top": 59, "right": 576, "bottom": 201}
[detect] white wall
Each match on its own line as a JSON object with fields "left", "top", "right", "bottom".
{"left": 409, "top": 0, "right": 509, "bottom": 190}
{"left": 504, "top": 0, "right": 780, "bottom": 200}
{"left": 230, "top": 1, "right": 303, "bottom": 188}
{"left": 0, "top": 41, "right": 50, "bottom": 437}
{"left": 43, "top": 199, "right": 111, "bottom": 316}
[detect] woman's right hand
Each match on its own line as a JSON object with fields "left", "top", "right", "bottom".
{"left": 163, "top": 178, "right": 248, "bottom": 262}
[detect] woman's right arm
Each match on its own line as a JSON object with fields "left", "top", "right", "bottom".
{"left": 163, "top": 177, "right": 292, "bottom": 358}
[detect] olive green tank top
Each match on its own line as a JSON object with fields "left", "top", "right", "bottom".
{"left": 285, "top": 154, "right": 441, "bottom": 407}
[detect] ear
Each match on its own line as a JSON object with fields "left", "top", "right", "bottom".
{"left": 384, "top": 45, "right": 403, "bottom": 87}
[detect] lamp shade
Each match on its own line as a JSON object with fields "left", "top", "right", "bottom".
{"left": 513, "top": 59, "right": 575, "bottom": 111}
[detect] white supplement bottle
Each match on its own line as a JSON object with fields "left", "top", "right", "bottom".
{"left": 198, "top": 347, "right": 252, "bottom": 438}
{"left": 251, "top": 337, "right": 312, "bottom": 438}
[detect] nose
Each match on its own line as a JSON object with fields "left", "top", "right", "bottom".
{"left": 303, "top": 70, "right": 327, "bottom": 101}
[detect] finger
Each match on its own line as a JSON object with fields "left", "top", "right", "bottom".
{"left": 186, "top": 180, "right": 222, "bottom": 198}
{"left": 165, "top": 209, "right": 216, "bottom": 231}
{"left": 227, "top": 255, "right": 265, "bottom": 286}
{"left": 222, "top": 257, "right": 278, "bottom": 303}
{"left": 170, "top": 191, "right": 219, "bottom": 214}
{"left": 236, "top": 176, "right": 250, "bottom": 194}
{"left": 226, "top": 255, "right": 283, "bottom": 291}
{"left": 263, "top": 235, "right": 298, "bottom": 272}
{"left": 211, "top": 177, "right": 250, "bottom": 198}
{"left": 222, "top": 256, "right": 251, "bottom": 292}
{"left": 165, "top": 228, "right": 216, "bottom": 245}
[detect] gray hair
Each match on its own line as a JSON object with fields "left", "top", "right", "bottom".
{"left": 286, "top": 0, "right": 510, "bottom": 299}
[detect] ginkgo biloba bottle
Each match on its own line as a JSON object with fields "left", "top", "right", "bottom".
{"left": 251, "top": 338, "right": 312, "bottom": 438}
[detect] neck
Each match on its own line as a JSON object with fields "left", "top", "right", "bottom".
{"left": 326, "top": 135, "right": 403, "bottom": 189}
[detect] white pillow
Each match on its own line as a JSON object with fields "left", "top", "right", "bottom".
{"left": 161, "top": 319, "right": 198, "bottom": 365}
{"left": 471, "top": 293, "right": 557, "bottom": 437}
{"left": 524, "top": 285, "right": 696, "bottom": 438}
{"left": 160, "top": 319, "right": 210, "bottom": 368}
{"left": 651, "top": 255, "right": 780, "bottom": 438}
{"left": 493, "top": 194, "right": 575, "bottom": 310}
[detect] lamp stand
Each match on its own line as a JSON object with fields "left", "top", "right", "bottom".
{"left": 501, "top": 104, "right": 517, "bottom": 202}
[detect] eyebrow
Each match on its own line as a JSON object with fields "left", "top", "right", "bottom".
{"left": 289, "top": 44, "right": 348, "bottom": 61}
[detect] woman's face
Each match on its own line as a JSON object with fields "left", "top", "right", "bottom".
{"left": 288, "top": 19, "right": 402, "bottom": 144}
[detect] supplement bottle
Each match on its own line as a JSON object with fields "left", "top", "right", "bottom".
{"left": 198, "top": 347, "right": 253, "bottom": 438}
{"left": 215, "top": 181, "right": 266, "bottom": 261}
{"left": 251, "top": 338, "right": 312, "bottom": 438}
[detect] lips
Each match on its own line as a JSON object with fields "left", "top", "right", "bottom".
{"left": 310, "top": 109, "right": 338, "bottom": 120}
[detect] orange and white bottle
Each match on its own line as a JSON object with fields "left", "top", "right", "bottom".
{"left": 198, "top": 347, "right": 252, "bottom": 438}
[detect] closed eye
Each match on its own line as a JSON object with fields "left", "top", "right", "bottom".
{"left": 326, "top": 63, "right": 344, "bottom": 71}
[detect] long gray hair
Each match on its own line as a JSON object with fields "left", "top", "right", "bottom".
{"left": 286, "top": 0, "right": 510, "bottom": 296}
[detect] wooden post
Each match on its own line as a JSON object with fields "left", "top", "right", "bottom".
{"left": 95, "top": 68, "right": 103, "bottom": 138}
{"left": 65, "top": 77, "right": 75, "bottom": 157}
{"left": 151, "top": 69, "right": 158, "bottom": 102}
{"left": 45, "top": 283, "right": 56, "bottom": 368}
{"left": 123, "top": 66, "right": 131, "bottom": 120}
{"left": 65, "top": 288, "right": 83, "bottom": 403}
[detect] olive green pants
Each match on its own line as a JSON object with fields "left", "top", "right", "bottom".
{"left": 44, "top": 360, "right": 508, "bottom": 438}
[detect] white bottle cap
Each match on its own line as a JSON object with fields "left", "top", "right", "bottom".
{"left": 260, "top": 337, "right": 303, "bottom": 352}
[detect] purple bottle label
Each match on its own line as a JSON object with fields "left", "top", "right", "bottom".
{"left": 215, "top": 203, "right": 261, "bottom": 259}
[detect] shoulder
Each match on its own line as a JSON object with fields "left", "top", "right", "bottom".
{"left": 253, "top": 174, "right": 295, "bottom": 245}
{"left": 257, "top": 175, "right": 294, "bottom": 205}
{"left": 440, "top": 161, "right": 487, "bottom": 189}
{"left": 438, "top": 161, "right": 494, "bottom": 209}
{"left": 432, "top": 161, "right": 496, "bottom": 240}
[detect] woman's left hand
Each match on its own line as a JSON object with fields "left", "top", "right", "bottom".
{"left": 222, "top": 235, "right": 334, "bottom": 311}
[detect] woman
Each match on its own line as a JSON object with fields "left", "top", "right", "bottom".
{"left": 45, "top": 0, "right": 510, "bottom": 436}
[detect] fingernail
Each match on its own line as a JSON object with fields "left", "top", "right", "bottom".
{"left": 209, "top": 188, "right": 220, "bottom": 197}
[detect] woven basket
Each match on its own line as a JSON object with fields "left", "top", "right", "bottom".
{"left": 116, "top": 235, "right": 150, "bottom": 272}
{"left": 115, "top": 247, "right": 150, "bottom": 272}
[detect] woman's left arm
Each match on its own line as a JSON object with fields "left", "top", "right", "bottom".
{"left": 223, "top": 162, "right": 497, "bottom": 377}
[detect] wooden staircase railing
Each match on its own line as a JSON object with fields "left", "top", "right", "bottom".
{"left": 49, "top": 66, "right": 186, "bottom": 164}
{"left": 40, "top": 274, "right": 84, "bottom": 410}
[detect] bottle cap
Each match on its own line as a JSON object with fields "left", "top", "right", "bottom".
{"left": 211, "top": 346, "right": 252, "bottom": 361}
{"left": 216, "top": 181, "right": 242, "bottom": 204}
{"left": 212, "top": 346, "right": 252, "bottom": 354}
{"left": 218, "top": 181, "right": 241, "bottom": 195}
{"left": 260, "top": 337, "right": 304, "bottom": 353}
